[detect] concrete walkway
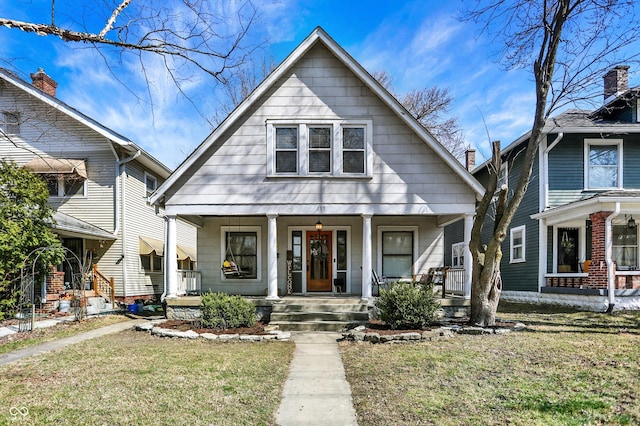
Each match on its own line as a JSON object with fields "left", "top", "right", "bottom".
{"left": 0, "top": 319, "right": 142, "bottom": 366}
{"left": 276, "top": 332, "right": 358, "bottom": 426}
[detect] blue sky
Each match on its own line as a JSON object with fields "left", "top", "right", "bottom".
{"left": 0, "top": 0, "right": 624, "bottom": 169}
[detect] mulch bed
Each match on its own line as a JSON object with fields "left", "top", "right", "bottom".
{"left": 159, "top": 320, "right": 272, "bottom": 335}
{"left": 364, "top": 318, "right": 518, "bottom": 335}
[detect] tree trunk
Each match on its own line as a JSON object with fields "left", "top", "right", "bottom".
{"left": 470, "top": 249, "right": 502, "bottom": 326}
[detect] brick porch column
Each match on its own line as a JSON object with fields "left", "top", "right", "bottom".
{"left": 588, "top": 211, "right": 611, "bottom": 288}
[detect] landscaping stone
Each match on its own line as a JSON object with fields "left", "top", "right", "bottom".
{"left": 218, "top": 334, "right": 240, "bottom": 341}
{"left": 133, "top": 321, "right": 292, "bottom": 342}
{"left": 364, "top": 332, "right": 380, "bottom": 343}
{"left": 458, "top": 327, "right": 492, "bottom": 335}
{"left": 200, "top": 333, "right": 219, "bottom": 340}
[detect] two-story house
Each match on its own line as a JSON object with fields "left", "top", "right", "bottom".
{"left": 446, "top": 66, "right": 640, "bottom": 312}
{"left": 149, "top": 27, "right": 484, "bottom": 308}
{"left": 0, "top": 68, "right": 197, "bottom": 309}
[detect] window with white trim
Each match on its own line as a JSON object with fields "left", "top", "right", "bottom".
{"left": 510, "top": 225, "right": 526, "bottom": 263}
{"left": 267, "top": 120, "right": 372, "bottom": 177}
{"left": 0, "top": 111, "right": 20, "bottom": 135}
{"left": 585, "top": 139, "right": 622, "bottom": 189}
{"left": 44, "top": 174, "right": 86, "bottom": 197}
{"left": 381, "top": 230, "right": 414, "bottom": 279}
{"left": 141, "top": 254, "right": 163, "bottom": 273}
{"left": 221, "top": 226, "right": 261, "bottom": 280}
{"left": 452, "top": 242, "right": 465, "bottom": 268}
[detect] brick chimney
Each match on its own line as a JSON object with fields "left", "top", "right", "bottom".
{"left": 603, "top": 65, "right": 629, "bottom": 101}
{"left": 30, "top": 68, "right": 58, "bottom": 97}
{"left": 465, "top": 149, "right": 476, "bottom": 172}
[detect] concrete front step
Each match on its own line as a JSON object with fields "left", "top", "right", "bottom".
{"left": 270, "top": 298, "right": 370, "bottom": 331}
{"left": 272, "top": 320, "right": 366, "bottom": 332}
{"left": 271, "top": 311, "right": 369, "bottom": 322}
{"left": 272, "top": 303, "right": 368, "bottom": 313}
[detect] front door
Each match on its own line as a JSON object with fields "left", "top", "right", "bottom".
{"left": 307, "top": 231, "right": 332, "bottom": 292}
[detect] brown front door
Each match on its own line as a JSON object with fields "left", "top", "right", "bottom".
{"left": 307, "top": 231, "right": 332, "bottom": 292}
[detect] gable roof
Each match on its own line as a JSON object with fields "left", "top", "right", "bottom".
{"left": 150, "top": 27, "right": 484, "bottom": 205}
{"left": 0, "top": 68, "right": 171, "bottom": 178}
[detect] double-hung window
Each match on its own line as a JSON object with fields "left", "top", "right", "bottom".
{"left": 275, "top": 127, "right": 298, "bottom": 173}
{"left": 267, "top": 120, "right": 371, "bottom": 177}
{"left": 613, "top": 224, "right": 637, "bottom": 269}
{"left": 585, "top": 139, "right": 622, "bottom": 189}
{"left": 452, "top": 242, "right": 465, "bottom": 268}
{"left": 510, "top": 225, "right": 526, "bottom": 263}
{"left": 221, "top": 226, "right": 261, "bottom": 280}
{"left": 0, "top": 111, "right": 20, "bottom": 135}
{"left": 308, "top": 127, "right": 331, "bottom": 173}
{"left": 342, "top": 127, "right": 365, "bottom": 173}
{"left": 379, "top": 229, "right": 415, "bottom": 279}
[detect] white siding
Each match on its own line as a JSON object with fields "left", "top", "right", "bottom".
{"left": 164, "top": 43, "right": 476, "bottom": 214}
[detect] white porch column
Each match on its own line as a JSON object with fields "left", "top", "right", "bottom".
{"left": 463, "top": 214, "right": 473, "bottom": 299}
{"left": 266, "top": 214, "right": 280, "bottom": 300}
{"left": 164, "top": 215, "right": 178, "bottom": 300}
{"left": 362, "top": 214, "right": 373, "bottom": 300}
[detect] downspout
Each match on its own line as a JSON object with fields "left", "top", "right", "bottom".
{"left": 111, "top": 146, "right": 141, "bottom": 299}
{"left": 605, "top": 203, "right": 620, "bottom": 312}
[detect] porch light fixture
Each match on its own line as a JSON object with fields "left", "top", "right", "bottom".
{"left": 628, "top": 215, "right": 636, "bottom": 229}
{"left": 315, "top": 220, "right": 323, "bottom": 232}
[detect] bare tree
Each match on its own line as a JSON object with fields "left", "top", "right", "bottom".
{"left": 373, "top": 70, "right": 467, "bottom": 159}
{"left": 463, "top": 0, "right": 640, "bottom": 326}
{"left": 0, "top": 0, "right": 260, "bottom": 124}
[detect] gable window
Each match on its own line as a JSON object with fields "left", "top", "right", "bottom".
{"left": 221, "top": 226, "right": 261, "bottom": 280}
{"left": 343, "top": 127, "right": 365, "bottom": 173}
{"left": 452, "top": 242, "right": 465, "bottom": 268}
{"left": 510, "top": 225, "right": 526, "bottom": 263}
{"left": 613, "top": 224, "right": 637, "bottom": 269}
{"left": 266, "top": 120, "right": 372, "bottom": 177}
{"left": 0, "top": 111, "right": 20, "bottom": 135}
{"left": 309, "top": 127, "right": 331, "bottom": 172}
{"left": 585, "top": 139, "right": 622, "bottom": 189}
{"left": 145, "top": 172, "right": 157, "bottom": 197}
{"left": 381, "top": 230, "right": 415, "bottom": 279}
{"left": 275, "top": 127, "right": 298, "bottom": 173}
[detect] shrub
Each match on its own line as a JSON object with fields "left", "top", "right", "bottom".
{"left": 200, "top": 292, "right": 256, "bottom": 329}
{"left": 376, "top": 281, "right": 440, "bottom": 329}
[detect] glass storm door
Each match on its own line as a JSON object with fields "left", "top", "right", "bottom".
{"left": 307, "top": 231, "right": 332, "bottom": 292}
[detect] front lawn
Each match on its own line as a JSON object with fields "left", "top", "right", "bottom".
{"left": 340, "top": 303, "right": 640, "bottom": 425}
{"left": 0, "top": 330, "right": 295, "bottom": 425}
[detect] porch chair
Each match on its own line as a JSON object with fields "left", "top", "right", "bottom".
{"left": 371, "top": 269, "right": 388, "bottom": 296}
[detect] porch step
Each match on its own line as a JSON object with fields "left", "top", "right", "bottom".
{"left": 269, "top": 297, "right": 369, "bottom": 332}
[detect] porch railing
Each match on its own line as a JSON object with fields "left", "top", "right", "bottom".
{"left": 92, "top": 264, "right": 115, "bottom": 308}
{"left": 177, "top": 270, "right": 201, "bottom": 296}
{"left": 444, "top": 268, "right": 466, "bottom": 296}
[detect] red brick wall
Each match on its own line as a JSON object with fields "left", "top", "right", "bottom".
{"left": 588, "top": 212, "right": 612, "bottom": 288}
{"left": 46, "top": 266, "right": 65, "bottom": 299}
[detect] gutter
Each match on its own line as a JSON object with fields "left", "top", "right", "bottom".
{"left": 605, "top": 203, "right": 620, "bottom": 312}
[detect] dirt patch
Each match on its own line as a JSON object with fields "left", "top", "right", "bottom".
{"left": 159, "top": 320, "right": 272, "bottom": 335}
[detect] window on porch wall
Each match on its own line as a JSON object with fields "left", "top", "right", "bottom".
{"left": 382, "top": 231, "right": 413, "bottom": 279}
{"left": 613, "top": 224, "right": 638, "bottom": 269}
{"left": 225, "top": 232, "right": 257, "bottom": 279}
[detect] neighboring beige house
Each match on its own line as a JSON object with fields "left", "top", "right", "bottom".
{"left": 0, "top": 68, "right": 197, "bottom": 306}
{"left": 150, "top": 27, "right": 483, "bottom": 302}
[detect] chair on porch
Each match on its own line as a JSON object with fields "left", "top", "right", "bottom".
{"left": 372, "top": 270, "right": 388, "bottom": 296}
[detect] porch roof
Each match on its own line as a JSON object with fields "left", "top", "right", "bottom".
{"left": 532, "top": 190, "right": 640, "bottom": 225}
{"left": 53, "top": 211, "right": 115, "bottom": 240}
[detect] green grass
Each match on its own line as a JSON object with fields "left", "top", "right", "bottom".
{"left": 340, "top": 303, "right": 640, "bottom": 425}
{"left": 0, "top": 314, "right": 129, "bottom": 355}
{"left": 0, "top": 330, "right": 295, "bottom": 425}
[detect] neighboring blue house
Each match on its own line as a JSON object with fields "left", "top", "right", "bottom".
{"left": 446, "top": 66, "right": 640, "bottom": 311}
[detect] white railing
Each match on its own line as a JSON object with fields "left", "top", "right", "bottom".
{"left": 445, "top": 268, "right": 466, "bottom": 296}
{"left": 177, "top": 270, "right": 201, "bottom": 296}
